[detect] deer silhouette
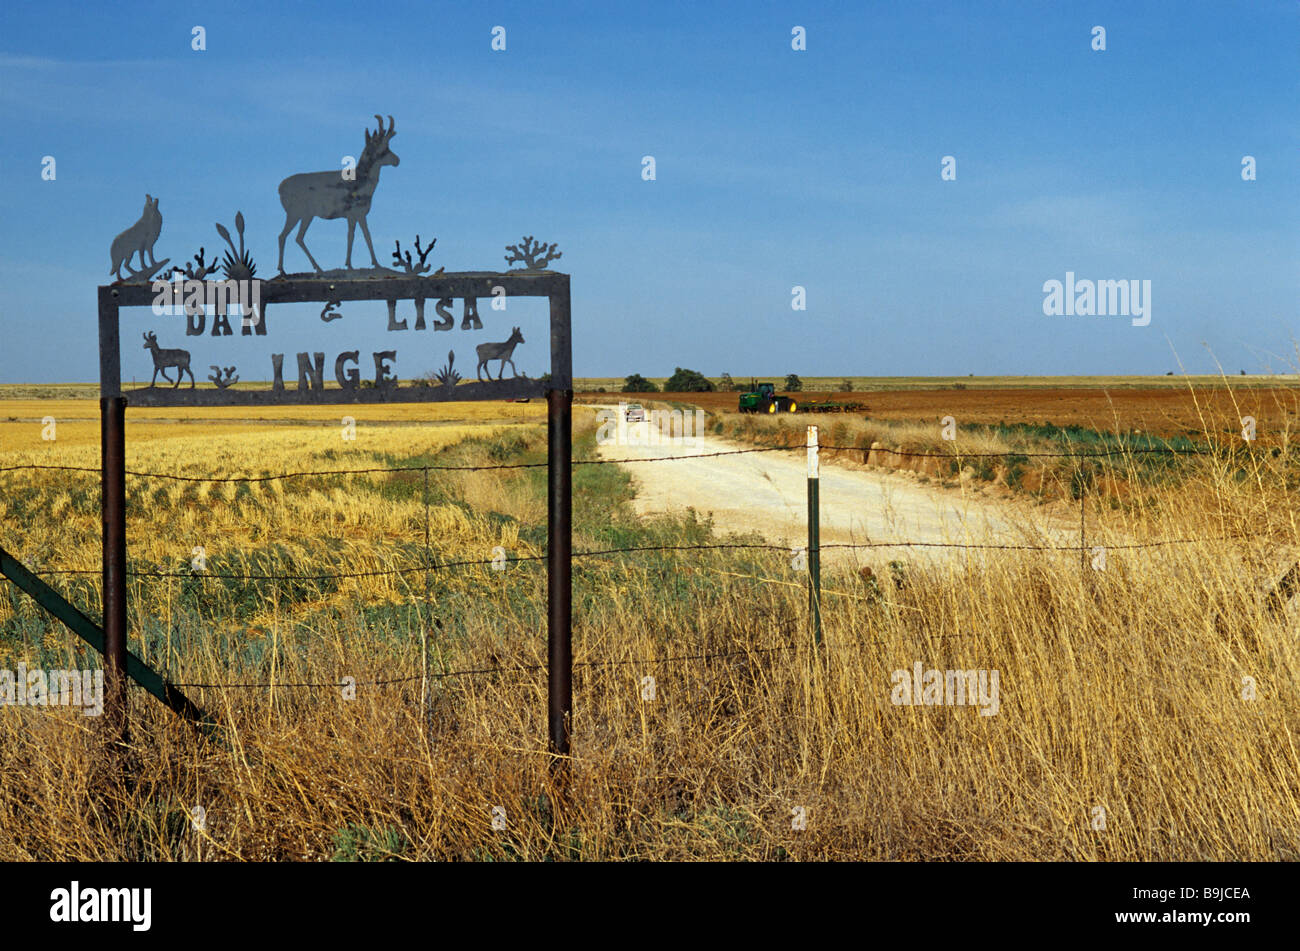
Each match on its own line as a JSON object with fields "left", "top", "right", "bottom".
{"left": 276, "top": 115, "right": 400, "bottom": 274}
{"left": 109, "top": 195, "right": 162, "bottom": 280}
{"left": 143, "top": 332, "right": 194, "bottom": 388}
{"left": 476, "top": 327, "right": 524, "bottom": 381}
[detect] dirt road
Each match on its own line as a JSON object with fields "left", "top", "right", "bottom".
{"left": 591, "top": 410, "right": 1071, "bottom": 569}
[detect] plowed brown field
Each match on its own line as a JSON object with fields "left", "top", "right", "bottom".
{"left": 579, "top": 385, "right": 1300, "bottom": 437}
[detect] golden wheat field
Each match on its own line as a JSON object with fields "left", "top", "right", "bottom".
{"left": 1, "top": 390, "right": 1299, "bottom": 861}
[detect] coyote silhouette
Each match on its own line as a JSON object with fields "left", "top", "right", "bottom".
{"left": 109, "top": 195, "right": 162, "bottom": 280}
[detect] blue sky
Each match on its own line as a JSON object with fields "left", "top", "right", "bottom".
{"left": 0, "top": 0, "right": 1296, "bottom": 383}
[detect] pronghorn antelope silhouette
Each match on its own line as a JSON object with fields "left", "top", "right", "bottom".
{"left": 277, "top": 115, "right": 400, "bottom": 274}
{"left": 143, "top": 332, "right": 194, "bottom": 388}
{"left": 476, "top": 327, "right": 524, "bottom": 381}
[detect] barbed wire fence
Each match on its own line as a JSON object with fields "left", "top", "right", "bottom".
{"left": 0, "top": 434, "right": 1280, "bottom": 701}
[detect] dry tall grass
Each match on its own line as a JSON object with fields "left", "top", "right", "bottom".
{"left": 0, "top": 402, "right": 1297, "bottom": 860}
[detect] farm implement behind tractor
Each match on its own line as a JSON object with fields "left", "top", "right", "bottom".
{"left": 798, "top": 398, "right": 870, "bottom": 413}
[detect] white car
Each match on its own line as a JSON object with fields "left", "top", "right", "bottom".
{"left": 624, "top": 403, "right": 646, "bottom": 423}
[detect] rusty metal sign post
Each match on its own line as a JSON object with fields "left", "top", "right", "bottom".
{"left": 93, "top": 113, "right": 574, "bottom": 764}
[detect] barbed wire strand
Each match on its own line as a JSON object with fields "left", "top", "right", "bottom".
{"left": 0, "top": 437, "right": 1248, "bottom": 484}
{"left": 164, "top": 631, "right": 991, "bottom": 692}
{"left": 169, "top": 644, "right": 802, "bottom": 690}
{"left": 18, "top": 529, "right": 1260, "bottom": 581}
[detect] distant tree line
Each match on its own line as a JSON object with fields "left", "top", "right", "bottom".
{"left": 619, "top": 369, "right": 855, "bottom": 393}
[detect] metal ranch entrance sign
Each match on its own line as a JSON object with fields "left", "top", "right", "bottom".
{"left": 95, "top": 113, "right": 574, "bottom": 763}
{"left": 101, "top": 269, "right": 571, "bottom": 406}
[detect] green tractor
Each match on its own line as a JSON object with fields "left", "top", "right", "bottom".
{"left": 738, "top": 381, "right": 798, "bottom": 414}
